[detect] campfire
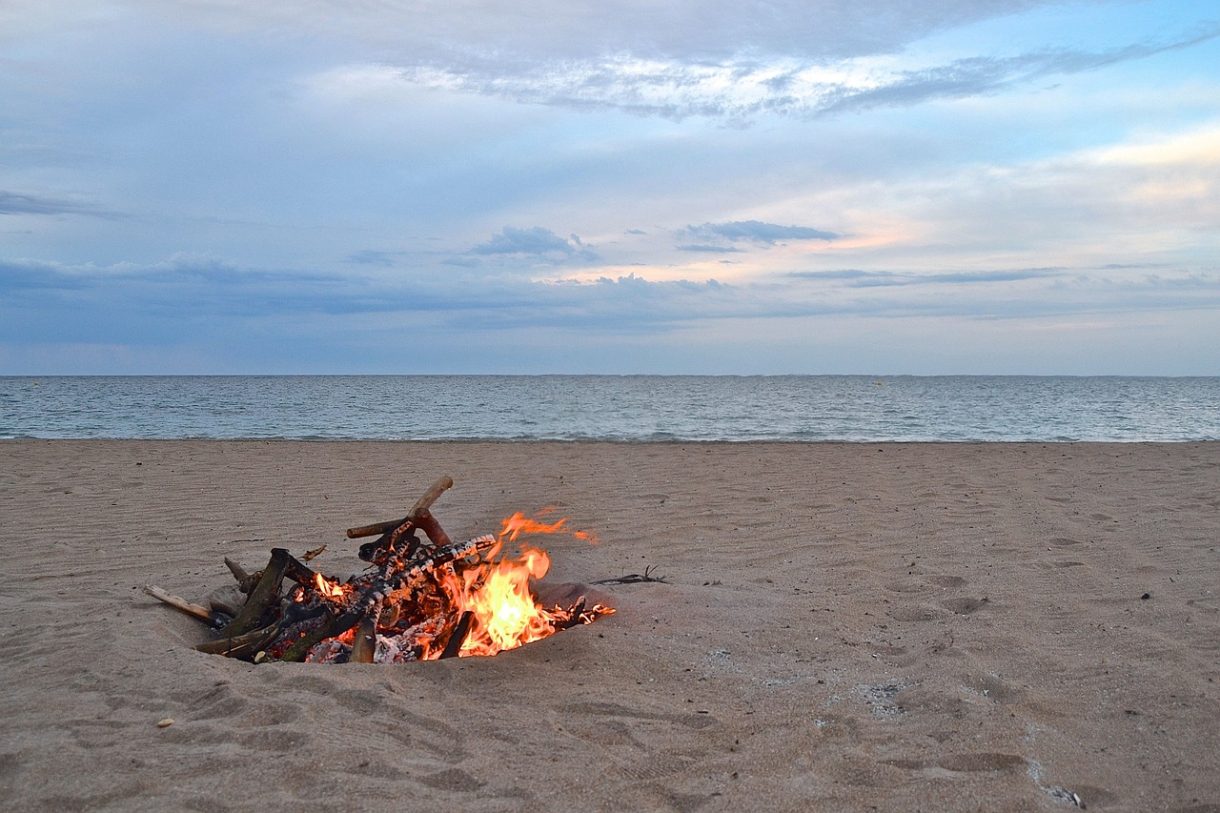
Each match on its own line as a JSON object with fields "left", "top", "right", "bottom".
{"left": 145, "top": 477, "right": 615, "bottom": 663}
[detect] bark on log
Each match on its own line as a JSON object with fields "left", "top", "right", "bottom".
{"left": 224, "top": 557, "right": 250, "bottom": 584}
{"left": 226, "top": 548, "right": 290, "bottom": 637}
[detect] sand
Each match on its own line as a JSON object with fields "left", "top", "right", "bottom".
{"left": 0, "top": 440, "right": 1217, "bottom": 812}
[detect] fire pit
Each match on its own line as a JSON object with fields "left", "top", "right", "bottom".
{"left": 145, "top": 476, "right": 615, "bottom": 663}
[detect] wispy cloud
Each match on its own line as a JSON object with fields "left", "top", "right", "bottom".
{"left": 0, "top": 189, "right": 116, "bottom": 218}
{"left": 788, "top": 267, "right": 1064, "bottom": 287}
{"left": 676, "top": 243, "right": 746, "bottom": 254}
{"left": 818, "top": 29, "right": 1220, "bottom": 115}
{"left": 369, "top": 25, "right": 1220, "bottom": 121}
{"left": 687, "top": 220, "right": 840, "bottom": 244}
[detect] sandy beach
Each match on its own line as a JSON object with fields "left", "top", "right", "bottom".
{"left": 0, "top": 440, "right": 1217, "bottom": 812}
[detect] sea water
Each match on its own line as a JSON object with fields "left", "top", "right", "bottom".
{"left": 1, "top": 375, "right": 1217, "bottom": 441}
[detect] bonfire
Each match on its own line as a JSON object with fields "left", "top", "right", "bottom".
{"left": 145, "top": 477, "right": 615, "bottom": 663}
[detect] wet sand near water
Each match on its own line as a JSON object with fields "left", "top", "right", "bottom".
{"left": 0, "top": 440, "right": 1217, "bottom": 811}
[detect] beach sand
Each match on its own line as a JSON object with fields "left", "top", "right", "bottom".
{"left": 1, "top": 441, "right": 1217, "bottom": 812}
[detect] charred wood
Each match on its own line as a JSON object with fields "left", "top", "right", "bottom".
{"left": 226, "top": 548, "right": 290, "bottom": 637}
{"left": 439, "top": 611, "right": 474, "bottom": 659}
{"left": 196, "top": 620, "right": 281, "bottom": 659}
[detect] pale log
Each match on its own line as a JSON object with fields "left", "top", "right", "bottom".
{"left": 144, "top": 585, "right": 212, "bottom": 623}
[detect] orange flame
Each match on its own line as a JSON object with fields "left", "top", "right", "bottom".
{"left": 498, "top": 510, "right": 598, "bottom": 545}
{"left": 314, "top": 573, "right": 348, "bottom": 600}
{"left": 428, "top": 511, "right": 599, "bottom": 658}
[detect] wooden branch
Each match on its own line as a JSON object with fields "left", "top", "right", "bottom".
{"left": 144, "top": 585, "right": 212, "bottom": 623}
{"left": 408, "top": 475, "right": 455, "bottom": 519}
{"left": 196, "top": 621, "right": 281, "bottom": 659}
{"left": 226, "top": 548, "right": 290, "bottom": 637}
{"left": 345, "top": 475, "right": 454, "bottom": 538}
{"left": 224, "top": 557, "right": 250, "bottom": 583}
{"left": 224, "top": 557, "right": 261, "bottom": 594}
{"left": 591, "top": 565, "right": 667, "bottom": 585}
{"left": 439, "top": 611, "right": 474, "bottom": 659}
{"left": 282, "top": 553, "right": 319, "bottom": 586}
{"left": 413, "top": 509, "right": 452, "bottom": 549}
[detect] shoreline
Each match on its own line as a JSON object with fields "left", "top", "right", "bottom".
{"left": 5, "top": 437, "right": 1220, "bottom": 444}
{"left": 2, "top": 440, "right": 1217, "bottom": 810}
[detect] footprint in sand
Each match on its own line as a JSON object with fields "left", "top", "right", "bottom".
{"left": 887, "top": 605, "right": 939, "bottom": 623}
{"left": 937, "top": 752, "right": 1027, "bottom": 772}
{"left": 940, "top": 597, "right": 989, "bottom": 615}
{"left": 554, "top": 702, "right": 721, "bottom": 780}
{"left": 883, "top": 752, "right": 1025, "bottom": 774}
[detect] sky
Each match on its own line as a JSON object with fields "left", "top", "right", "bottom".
{"left": 1, "top": 0, "right": 1218, "bottom": 375}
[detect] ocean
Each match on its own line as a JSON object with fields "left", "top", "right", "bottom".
{"left": 1, "top": 375, "right": 1217, "bottom": 442}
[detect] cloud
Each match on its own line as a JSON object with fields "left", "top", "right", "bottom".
{"left": 0, "top": 190, "right": 115, "bottom": 217}
{"left": 818, "top": 30, "right": 1220, "bottom": 115}
{"left": 5, "top": 255, "right": 1217, "bottom": 349}
{"left": 788, "top": 267, "right": 1063, "bottom": 287}
{"left": 365, "top": 24, "right": 1220, "bottom": 121}
{"left": 688, "top": 220, "right": 840, "bottom": 244}
{"left": 676, "top": 243, "right": 745, "bottom": 253}
{"left": 470, "top": 226, "right": 598, "bottom": 261}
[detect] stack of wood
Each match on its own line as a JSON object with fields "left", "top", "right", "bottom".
{"left": 145, "top": 476, "right": 613, "bottom": 663}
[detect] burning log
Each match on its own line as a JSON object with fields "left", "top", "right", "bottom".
{"left": 149, "top": 476, "right": 616, "bottom": 664}
{"left": 439, "top": 610, "right": 474, "bottom": 660}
